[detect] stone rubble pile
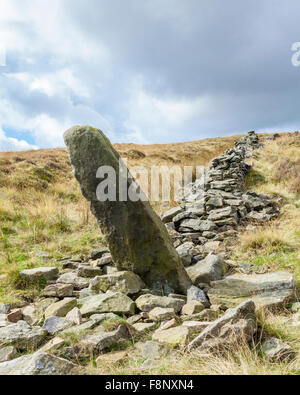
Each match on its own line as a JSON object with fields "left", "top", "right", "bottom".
{"left": 0, "top": 131, "right": 296, "bottom": 375}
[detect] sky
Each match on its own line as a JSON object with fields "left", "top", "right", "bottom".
{"left": 1, "top": 0, "right": 300, "bottom": 151}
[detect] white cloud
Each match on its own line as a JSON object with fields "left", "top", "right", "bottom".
{"left": 0, "top": 128, "right": 38, "bottom": 151}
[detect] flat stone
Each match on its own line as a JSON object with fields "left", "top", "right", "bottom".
{"left": 78, "top": 292, "right": 136, "bottom": 317}
{"left": 90, "top": 271, "right": 145, "bottom": 295}
{"left": 0, "top": 321, "right": 47, "bottom": 351}
{"left": 148, "top": 307, "right": 175, "bottom": 322}
{"left": 43, "top": 316, "right": 73, "bottom": 335}
{"left": 20, "top": 267, "right": 59, "bottom": 283}
{"left": 0, "top": 352, "right": 77, "bottom": 375}
{"left": 135, "top": 294, "right": 185, "bottom": 313}
{"left": 44, "top": 298, "right": 77, "bottom": 319}
{"left": 186, "top": 254, "right": 224, "bottom": 285}
{"left": 57, "top": 272, "right": 90, "bottom": 290}
{"left": 42, "top": 283, "right": 74, "bottom": 298}
{"left": 208, "top": 271, "right": 295, "bottom": 311}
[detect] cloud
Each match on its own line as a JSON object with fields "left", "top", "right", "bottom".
{"left": 0, "top": 128, "right": 38, "bottom": 151}
{"left": 0, "top": 0, "right": 300, "bottom": 150}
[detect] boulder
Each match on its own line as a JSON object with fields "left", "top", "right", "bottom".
{"left": 20, "top": 267, "right": 59, "bottom": 283}
{"left": 186, "top": 254, "right": 224, "bottom": 285}
{"left": 0, "top": 352, "right": 77, "bottom": 375}
{"left": 64, "top": 126, "right": 191, "bottom": 295}
{"left": 176, "top": 242, "right": 197, "bottom": 267}
{"left": 188, "top": 300, "right": 257, "bottom": 352}
{"left": 0, "top": 321, "right": 47, "bottom": 351}
{"left": 90, "top": 271, "right": 144, "bottom": 295}
{"left": 207, "top": 271, "right": 295, "bottom": 311}
{"left": 78, "top": 292, "right": 135, "bottom": 317}
{"left": 135, "top": 294, "right": 185, "bottom": 313}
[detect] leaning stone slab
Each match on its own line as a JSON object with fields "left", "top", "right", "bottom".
{"left": 0, "top": 352, "right": 77, "bottom": 375}
{"left": 78, "top": 292, "right": 135, "bottom": 317}
{"left": 207, "top": 271, "right": 295, "bottom": 311}
{"left": 188, "top": 300, "right": 257, "bottom": 352}
{"left": 20, "top": 267, "right": 59, "bottom": 283}
{"left": 64, "top": 126, "right": 191, "bottom": 295}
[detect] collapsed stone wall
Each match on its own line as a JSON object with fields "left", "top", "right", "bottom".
{"left": 162, "top": 131, "right": 280, "bottom": 265}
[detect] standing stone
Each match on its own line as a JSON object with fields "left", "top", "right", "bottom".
{"left": 64, "top": 126, "right": 191, "bottom": 295}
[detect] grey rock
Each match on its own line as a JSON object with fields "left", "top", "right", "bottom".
{"left": 142, "top": 341, "right": 168, "bottom": 359}
{"left": 208, "top": 271, "right": 295, "bottom": 311}
{"left": 135, "top": 294, "right": 185, "bottom": 313}
{"left": 89, "top": 271, "right": 145, "bottom": 295}
{"left": 42, "top": 283, "right": 74, "bottom": 298}
{"left": 188, "top": 300, "right": 257, "bottom": 352}
{"left": 80, "top": 324, "right": 129, "bottom": 354}
{"left": 148, "top": 307, "right": 175, "bottom": 322}
{"left": 0, "top": 321, "right": 47, "bottom": 351}
{"left": 57, "top": 272, "right": 90, "bottom": 290}
{"left": 0, "top": 304, "right": 10, "bottom": 314}
{"left": 89, "top": 247, "right": 110, "bottom": 260}
{"left": 161, "top": 207, "right": 184, "bottom": 223}
{"left": 186, "top": 254, "right": 224, "bottom": 285}
{"left": 20, "top": 267, "right": 59, "bottom": 283}
{"left": 187, "top": 285, "right": 210, "bottom": 308}
{"left": 43, "top": 316, "right": 73, "bottom": 335}
{"left": 78, "top": 292, "right": 136, "bottom": 317}
{"left": 77, "top": 266, "right": 102, "bottom": 278}
{"left": 64, "top": 126, "right": 191, "bottom": 295}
